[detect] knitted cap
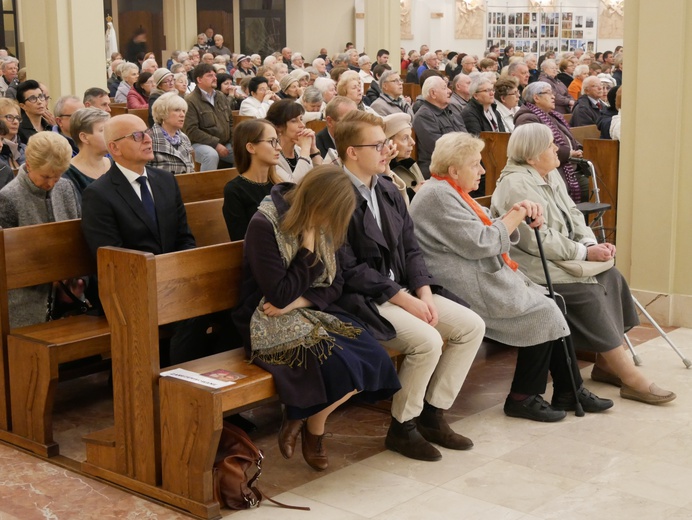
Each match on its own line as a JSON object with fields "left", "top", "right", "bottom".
{"left": 383, "top": 113, "right": 412, "bottom": 139}
{"left": 152, "top": 68, "right": 173, "bottom": 87}
{"left": 280, "top": 75, "right": 299, "bottom": 92}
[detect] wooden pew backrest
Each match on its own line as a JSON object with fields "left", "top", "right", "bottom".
{"left": 184, "top": 198, "right": 229, "bottom": 247}
{"left": 479, "top": 131, "right": 510, "bottom": 197}
{"left": 176, "top": 168, "right": 238, "bottom": 203}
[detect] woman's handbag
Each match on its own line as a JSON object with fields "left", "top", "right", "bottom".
{"left": 553, "top": 258, "right": 614, "bottom": 277}
{"left": 213, "top": 422, "right": 309, "bottom": 511}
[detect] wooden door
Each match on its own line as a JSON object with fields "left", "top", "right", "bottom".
{"left": 197, "top": 11, "right": 234, "bottom": 52}
{"left": 118, "top": 10, "right": 165, "bottom": 64}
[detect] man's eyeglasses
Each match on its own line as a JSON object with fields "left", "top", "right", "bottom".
{"left": 475, "top": 88, "right": 494, "bottom": 94}
{"left": 1, "top": 115, "right": 21, "bottom": 123}
{"left": 24, "top": 94, "right": 46, "bottom": 103}
{"left": 256, "top": 138, "right": 280, "bottom": 148}
{"left": 113, "top": 130, "right": 150, "bottom": 143}
{"left": 386, "top": 78, "right": 403, "bottom": 84}
{"left": 351, "top": 140, "right": 391, "bottom": 152}
{"left": 538, "top": 91, "right": 554, "bottom": 96}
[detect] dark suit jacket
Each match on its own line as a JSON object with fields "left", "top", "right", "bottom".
{"left": 461, "top": 98, "right": 506, "bottom": 136}
{"left": 315, "top": 127, "right": 335, "bottom": 158}
{"left": 570, "top": 95, "right": 602, "bottom": 128}
{"left": 337, "top": 175, "right": 464, "bottom": 341}
{"left": 81, "top": 162, "right": 196, "bottom": 257}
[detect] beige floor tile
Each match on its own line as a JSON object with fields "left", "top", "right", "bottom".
{"left": 589, "top": 454, "right": 692, "bottom": 508}
{"left": 441, "top": 459, "right": 580, "bottom": 513}
{"left": 360, "top": 447, "right": 493, "bottom": 486}
{"left": 500, "top": 432, "right": 630, "bottom": 481}
{"left": 667, "top": 508, "right": 692, "bottom": 519}
{"left": 289, "top": 463, "right": 433, "bottom": 518}
{"left": 371, "top": 487, "right": 525, "bottom": 520}
{"left": 444, "top": 408, "right": 560, "bottom": 459}
{"left": 222, "top": 493, "right": 367, "bottom": 519}
{"left": 529, "top": 482, "right": 679, "bottom": 520}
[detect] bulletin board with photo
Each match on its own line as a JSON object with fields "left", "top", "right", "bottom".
{"left": 486, "top": 4, "right": 598, "bottom": 56}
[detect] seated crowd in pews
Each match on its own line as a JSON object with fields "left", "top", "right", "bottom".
{"left": 0, "top": 40, "right": 665, "bottom": 478}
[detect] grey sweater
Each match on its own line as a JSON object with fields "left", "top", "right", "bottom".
{"left": 0, "top": 166, "right": 81, "bottom": 328}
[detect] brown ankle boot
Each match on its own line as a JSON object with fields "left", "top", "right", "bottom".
{"left": 278, "top": 412, "right": 305, "bottom": 459}
{"left": 301, "top": 423, "right": 328, "bottom": 471}
{"left": 416, "top": 403, "right": 473, "bottom": 450}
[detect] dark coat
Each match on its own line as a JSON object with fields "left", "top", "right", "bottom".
{"left": 597, "top": 106, "right": 619, "bottom": 139}
{"left": 412, "top": 100, "right": 466, "bottom": 178}
{"left": 337, "top": 175, "right": 466, "bottom": 341}
{"left": 17, "top": 111, "right": 51, "bottom": 145}
{"left": 81, "top": 162, "right": 196, "bottom": 257}
{"left": 365, "top": 80, "right": 381, "bottom": 106}
{"left": 514, "top": 106, "right": 582, "bottom": 187}
{"left": 315, "top": 127, "right": 335, "bottom": 159}
{"left": 556, "top": 72, "right": 573, "bottom": 89}
{"left": 570, "top": 95, "right": 602, "bottom": 128}
{"left": 461, "top": 97, "right": 506, "bottom": 136}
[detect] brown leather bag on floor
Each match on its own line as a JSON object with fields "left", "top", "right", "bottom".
{"left": 213, "top": 421, "right": 310, "bottom": 511}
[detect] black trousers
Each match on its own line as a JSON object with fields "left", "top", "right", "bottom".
{"left": 510, "top": 339, "right": 584, "bottom": 396}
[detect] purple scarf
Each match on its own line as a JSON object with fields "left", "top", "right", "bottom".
{"left": 160, "top": 126, "right": 181, "bottom": 147}
{"left": 524, "top": 102, "right": 581, "bottom": 203}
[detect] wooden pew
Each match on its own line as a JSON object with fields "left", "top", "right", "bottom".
{"left": 403, "top": 83, "right": 421, "bottom": 101}
{"left": 479, "top": 131, "right": 510, "bottom": 196}
{"left": 185, "top": 199, "right": 229, "bottom": 246}
{"left": 110, "top": 105, "right": 128, "bottom": 117}
{"left": 175, "top": 168, "right": 238, "bottom": 203}
{"left": 129, "top": 108, "right": 149, "bottom": 125}
{"left": 0, "top": 220, "right": 108, "bottom": 457}
{"left": 582, "top": 138, "right": 620, "bottom": 241}
{"left": 571, "top": 124, "right": 600, "bottom": 144}
{"left": 1, "top": 198, "right": 229, "bottom": 457}
{"left": 306, "top": 119, "right": 327, "bottom": 133}
{"left": 83, "top": 242, "right": 252, "bottom": 519}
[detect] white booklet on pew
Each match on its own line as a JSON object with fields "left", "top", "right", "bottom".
{"left": 160, "top": 368, "right": 236, "bottom": 388}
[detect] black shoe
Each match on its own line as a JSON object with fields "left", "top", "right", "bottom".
{"left": 417, "top": 403, "right": 473, "bottom": 450}
{"left": 552, "top": 386, "right": 614, "bottom": 413}
{"left": 385, "top": 418, "right": 442, "bottom": 461}
{"left": 504, "top": 395, "right": 566, "bottom": 422}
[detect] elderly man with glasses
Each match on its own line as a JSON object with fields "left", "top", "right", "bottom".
{"left": 370, "top": 70, "right": 413, "bottom": 117}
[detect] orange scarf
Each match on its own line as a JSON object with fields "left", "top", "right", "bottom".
{"left": 431, "top": 174, "right": 518, "bottom": 272}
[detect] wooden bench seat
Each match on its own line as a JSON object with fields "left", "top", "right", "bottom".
{"left": 0, "top": 220, "right": 107, "bottom": 457}
{"left": 0, "top": 197, "right": 229, "bottom": 458}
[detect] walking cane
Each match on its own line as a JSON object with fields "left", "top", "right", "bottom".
{"left": 527, "top": 217, "right": 585, "bottom": 417}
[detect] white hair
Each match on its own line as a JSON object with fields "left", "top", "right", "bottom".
{"left": 358, "top": 55, "right": 371, "bottom": 67}
{"left": 422, "top": 76, "right": 444, "bottom": 99}
{"left": 313, "top": 77, "right": 335, "bottom": 94}
{"left": 263, "top": 55, "right": 277, "bottom": 66}
{"left": 507, "top": 123, "right": 553, "bottom": 164}
{"left": 312, "top": 58, "right": 325, "bottom": 68}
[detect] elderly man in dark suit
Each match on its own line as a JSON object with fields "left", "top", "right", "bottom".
{"left": 81, "top": 114, "right": 201, "bottom": 365}
{"left": 334, "top": 111, "right": 485, "bottom": 463}
{"left": 570, "top": 76, "right": 604, "bottom": 127}
{"left": 81, "top": 114, "right": 195, "bottom": 256}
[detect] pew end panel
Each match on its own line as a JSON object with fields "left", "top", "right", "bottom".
{"left": 479, "top": 131, "right": 510, "bottom": 197}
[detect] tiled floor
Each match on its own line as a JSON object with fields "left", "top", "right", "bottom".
{"left": 1, "top": 325, "right": 690, "bottom": 519}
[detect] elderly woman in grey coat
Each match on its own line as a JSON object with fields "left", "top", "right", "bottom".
{"left": 409, "top": 131, "right": 613, "bottom": 422}
{"left": 491, "top": 124, "right": 675, "bottom": 406}
{"left": 0, "top": 132, "right": 81, "bottom": 327}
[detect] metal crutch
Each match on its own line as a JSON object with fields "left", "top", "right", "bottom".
{"left": 527, "top": 217, "right": 585, "bottom": 417}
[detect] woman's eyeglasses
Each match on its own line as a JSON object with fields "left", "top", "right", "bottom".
{"left": 256, "top": 138, "right": 280, "bottom": 148}
{"left": 1, "top": 115, "right": 21, "bottom": 123}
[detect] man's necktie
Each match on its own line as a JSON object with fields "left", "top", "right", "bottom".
{"left": 136, "top": 176, "right": 157, "bottom": 225}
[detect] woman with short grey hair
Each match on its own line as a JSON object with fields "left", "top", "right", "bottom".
{"left": 492, "top": 124, "right": 675, "bottom": 407}
{"left": 461, "top": 76, "right": 505, "bottom": 139}
{"left": 300, "top": 86, "right": 324, "bottom": 122}
{"left": 313, "top": 77, "right": 336, "bottom": 103}
{"left": 148, "top": 92, "right": 194, "bottom": 174}
{"left": 514, "top": 81, "right": 584, "bottom": 203}
{"left": 114, "top": 62, "right": 139, "bottom": 103}
{"left": 538, "top": 59, "right": 573, "bottom": 113}
{"left": 63, "top": 107, "right": 111, "bottom": 195}
{"left": 409, "top": 131, "right": 612, "bottom": 421}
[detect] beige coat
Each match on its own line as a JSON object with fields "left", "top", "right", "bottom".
{"left": 490, "top": 160, "right": 599, "bottom": 285}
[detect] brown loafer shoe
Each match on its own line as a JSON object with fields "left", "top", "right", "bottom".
{"left": 301, "top": 423, "right": 329, "bottom": 471}
{"left": 385, "top": 418, "right": 442, "bottom": 461}
{"left": 620, "top": 383, "right": 676, "bottom": 405}
{"left": 278, "top": 412, "right": 305, "bottom": 459}
{"left": 591, "top": 365, "right": 622, "bottom": 387}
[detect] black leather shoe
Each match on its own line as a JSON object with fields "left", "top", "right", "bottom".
{"left": 552, "top": 386, "right": 614, "bottom": 413}
{"left": 417, "top": 404, "right": 473, "bottom": 450}
{"left": 504, "top": 395, "right": 566, "bottom": 422}
{"left": 385, "top": 418, "right": 442, "bottom": 461}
